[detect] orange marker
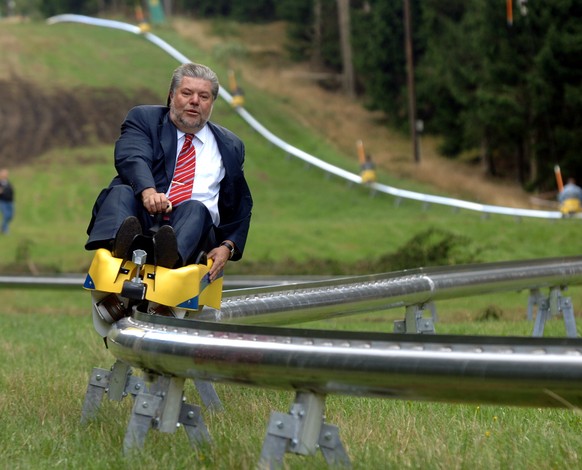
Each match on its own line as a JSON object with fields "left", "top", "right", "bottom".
{"left": 555, "top": 165, "right": 564, "bottom": 192}
{"left": 506, "top": 0, "right": 513, "bottom": 26}
{"left": 356, "top": 140, "right": 366, "bottom": 165}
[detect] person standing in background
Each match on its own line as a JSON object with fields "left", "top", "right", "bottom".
{"left": 0, "top": 168, "right": 14, "bottom": 234}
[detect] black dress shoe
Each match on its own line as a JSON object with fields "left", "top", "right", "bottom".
{"left": 113, "top": 216, "right": 142, "bottom": 259}
{"left": 153, "top": 225, "right": 179, "bottom": 268}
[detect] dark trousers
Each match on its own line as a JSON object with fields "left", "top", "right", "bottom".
{"left": 0, "top": 200, "right": 13, "bottom": 233}
{"left": 85, "top": 185, "right": 214, "bottom": 264}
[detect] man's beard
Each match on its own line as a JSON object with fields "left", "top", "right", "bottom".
{"left": 171, "top": 107, "right": 211, "bottom": 133}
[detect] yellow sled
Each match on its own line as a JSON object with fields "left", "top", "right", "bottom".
{"left": 560, "top": 198, "right": 582, "bottom": 217}
{"left": 83, "top": 248, "right": 223, "bottom": 336}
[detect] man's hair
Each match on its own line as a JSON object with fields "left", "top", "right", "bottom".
{"left": 166, "top": 62, "right": 220, "bottom": 106}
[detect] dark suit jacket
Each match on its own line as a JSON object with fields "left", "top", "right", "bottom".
{"left": 88, "top": 105, "right": 253, "bottom": 260}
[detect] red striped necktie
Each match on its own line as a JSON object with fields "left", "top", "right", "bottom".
{"left": 168, "top": 134, "right": 196, "bottom": 207}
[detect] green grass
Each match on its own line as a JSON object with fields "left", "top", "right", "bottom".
{"left": 2, "top": 18, "right": 582, "bottom": 470}
{"left": 1, "top": 293, "right": 582, "bottom": 469}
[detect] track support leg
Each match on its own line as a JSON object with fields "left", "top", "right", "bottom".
{"left": 80, "top": 360, "right": 144, "bottom": 423}
{"left": 123, "top": 374, "right": 211, "bottom": 454}
{"left": 194, "top": 379, "right": 224, "bottom": 411}
{"left": 81, "top": 361, "right": 222, "bottom": 425}
{"left": 394, "top": 304, "right": 436, "bottom": 334}
{"left": 258, "top": 392, "right": 351, "bottom": 469}
{"left": 532, "top": 287, "right": 577, "bottom": 337}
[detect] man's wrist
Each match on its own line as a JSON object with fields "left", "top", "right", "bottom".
{"left": 141, "top": 187, "right": 157, "bottom": 201}
{"left": 220, "top": 241, "right": 235, "bottom": 259}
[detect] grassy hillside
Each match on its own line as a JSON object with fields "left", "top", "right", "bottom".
{"left": 2, "top": 19, "right": 582, "bottom": 470}
{"left": 0, "top": 19, "right": 580, "bottom": 275}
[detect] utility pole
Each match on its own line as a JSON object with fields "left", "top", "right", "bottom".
{"left": 337, "top": 0, "right": 355, "bottom": 98}
{"left": 312, "top": 0, "right": 323, "bottom": 67}
{"left": 403, "top": 0, "right": 420, "bottom": 163}
{"left": 162, "top": 0, "right": 172, "bottom": 18}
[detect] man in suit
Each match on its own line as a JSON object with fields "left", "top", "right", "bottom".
{"left": 85, "top": 62, "right": 252, "bottom": 282}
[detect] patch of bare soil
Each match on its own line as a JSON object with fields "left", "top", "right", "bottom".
{"left": 0, "top": 79, "right": 158, "bottom": 167}
{"left": 174, "top": 19, "right": 533, "bottom": 209}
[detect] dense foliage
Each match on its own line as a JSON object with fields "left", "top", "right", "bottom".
{"left": 5, "top": 0, "right": 582, "bottom": 191}
{"left": 416, "top": 0, "right": 582, "bottom": 189}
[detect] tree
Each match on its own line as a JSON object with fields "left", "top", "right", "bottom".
{"left": 414, "top": 0, "right": 582, "bottom": 189}
{"left": 351, "top": 0, "right": 412, "bottom": 127}
{"left": 337, "top": 0, "right": 355, "bottom": 97}
{"left": 527, "top": 1, "right": 582, "bottom": 188}
{"left": 415, "top": 0, "right": 476, "bottom": 157}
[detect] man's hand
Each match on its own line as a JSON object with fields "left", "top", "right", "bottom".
{"left": 141, "top": 188, "right": 171, "bottom": 215}
{"left": 207, "top": 243, "right": 233, "bottom": 282}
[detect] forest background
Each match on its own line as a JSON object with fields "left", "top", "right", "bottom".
{"left": 6, "top": 0, "right": 582, "bottom": 192}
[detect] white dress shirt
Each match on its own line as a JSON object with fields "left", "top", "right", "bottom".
{"left": 168, "top": 125, "right": 225, "bottom": 225}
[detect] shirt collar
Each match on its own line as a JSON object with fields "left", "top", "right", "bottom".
{"left": 177, "top": 124, "right": 209, "bottom": 145}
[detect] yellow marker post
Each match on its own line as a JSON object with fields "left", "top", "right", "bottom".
{"left": 135, "top": 5, "right": 150, "bottom": 32}
{"left": 228, "top": 70, "right": 245, "bottom": 108}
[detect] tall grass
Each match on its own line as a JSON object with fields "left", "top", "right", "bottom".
{"left": 1, "top": 293, "right": 582, "bottom": 469}
{"left": 2, "top": 20, "right": 582, "bottom": 470}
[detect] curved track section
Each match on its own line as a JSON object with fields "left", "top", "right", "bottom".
{"left": 104, "top": 255, "right": 582, "bottom": 409}
{"left": 46, "top": 14, "right": 565, "bottom": 220}
{"left": 109, "top": 312, "right": 582, "bottom": 408}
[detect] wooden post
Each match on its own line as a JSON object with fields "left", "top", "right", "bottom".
{"left": 357, "top": 140, "right": 366, "bottom": 165}
{"left": 337, "top": 0, "right": 355, "bottom": 98}
{"left": 506, "top": 0, "right": 513, "bottom": 26}
{"left": 555, "top": 165, "right": 564, "bottom": 192}
{"left": 403, "top": 0, "right": 420, "bottom": 163}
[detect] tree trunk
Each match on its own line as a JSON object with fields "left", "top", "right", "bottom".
{"left": 163, "top": 0, "right": 172, "bottom": 18}
{"left": 403, "top": 0, "right": 419, "bottom": 163}
{"left": 481, "top": 137, "right": 496, "bottom": 176}
{"left": 337, "top": 0, "right": 355, "bottom": 98}
{"left": 311, "top": 0, "right": 322, "bottom": 68}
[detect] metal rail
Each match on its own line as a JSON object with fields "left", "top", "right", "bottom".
{"left": 99, "top": 255, "right": 582, "bottom": 406}
{"left": 98, "top": 255, "right": 582, "bottom": 408}
{"left": 0, "top": 274, "right": 316, "bottom": 291}
{"left": 199, "top": 256, "right": 582, "bottom": 325}
{"left": 78, "top": 256, "right": 582, "bottom": 465}
{"left": 109, "top": 312, "right": 582, "bottom": 409}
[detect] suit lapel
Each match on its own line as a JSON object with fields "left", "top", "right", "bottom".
{"left": 160, "top": 112, "right": 178, "bottom": 183}
{"left": 208, "top": 121, "right": 234, "bottom": 175}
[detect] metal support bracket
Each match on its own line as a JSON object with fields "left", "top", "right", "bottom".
{"left": 123, "top": 373, "right": 211, "bottom": 454}
{"left": 527, "top": 288, "right": 544, "bottom": 321}
{"left": 194, "top": 379, "right": 224, "bottom": 412}
{"left": 394, "top": 304, "right": 436, "bottom": 334}
{"left": 80, "top": 361, "right": 144, "bottom": 424}
{"left": 80, "top": 360, "right": 222, "bottom": 425}
{"left": 258, "top": 392, "right": 351, "bottom": 469}
{"left": 532, "top": 287, "right": 578, "bottom": 338}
